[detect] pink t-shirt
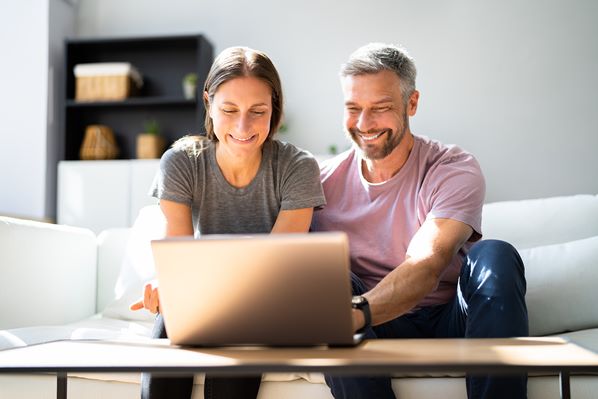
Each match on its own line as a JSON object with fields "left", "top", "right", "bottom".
{"left": 312, "top": 135, "right": 485, "bottom": 308}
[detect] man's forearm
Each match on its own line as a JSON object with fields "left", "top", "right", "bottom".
{"left": 363, "top": 257, "right": 444, "bottom": 326}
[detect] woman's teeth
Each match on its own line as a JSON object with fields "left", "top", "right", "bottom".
{"left": 231, "top": 135, "right": 254, "bottom": 142}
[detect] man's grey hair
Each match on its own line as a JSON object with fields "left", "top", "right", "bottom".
{"left": 341, "top": 43, "right": 417, "bottom": 104}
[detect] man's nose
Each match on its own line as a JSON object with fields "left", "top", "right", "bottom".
{"left": 356, "top": 110, "right": 374, "bottom": 133}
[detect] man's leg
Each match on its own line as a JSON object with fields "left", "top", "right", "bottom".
{"left": 325, "top": 273, "right": 403, "bottom": 399}
{"left": 438, "top": 239, "right": 529, "bottom": 399}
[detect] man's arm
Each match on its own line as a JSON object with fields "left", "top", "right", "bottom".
{"left": 353, "top": 218, "right": 473, "bottom": 329}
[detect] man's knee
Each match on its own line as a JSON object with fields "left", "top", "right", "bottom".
{"left": 466, "top": 239, "right": 526, "bottom": 296}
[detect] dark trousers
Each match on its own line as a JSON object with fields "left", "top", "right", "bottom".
{"left": 140, "top": 314, "right": 261, "bottom": 399}
{"left": 326, "top": 239, "right": 529, "bottom": 399}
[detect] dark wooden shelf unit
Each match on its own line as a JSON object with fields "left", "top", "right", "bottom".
{"left": 63, "top": 34, "right": 213, "bottom": 160}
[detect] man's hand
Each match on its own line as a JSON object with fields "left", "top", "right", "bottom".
{"left": 130, "top": 283, "right": 160, "bottom": 314}
{"left": 352, "top": 308, "right": 366, "bottom": 332}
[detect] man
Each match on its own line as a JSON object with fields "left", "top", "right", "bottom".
{"left": 311, "top": 43, "right": 528, "bottom": 399}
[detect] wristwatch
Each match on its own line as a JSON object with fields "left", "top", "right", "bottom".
{"left": 351, "top": 295, "right": 371, "bottom": 332}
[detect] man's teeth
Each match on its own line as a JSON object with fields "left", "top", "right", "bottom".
{"left": 359, "top": 131, "right": 384, "bottom": 141}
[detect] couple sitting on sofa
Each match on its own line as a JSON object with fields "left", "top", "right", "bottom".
{"left": 133, "top": 43, "right": 528, "bottom": 399}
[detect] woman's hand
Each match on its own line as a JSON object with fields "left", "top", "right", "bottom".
{"left": 130, "top": 283, "right": 161, "bottom": 314}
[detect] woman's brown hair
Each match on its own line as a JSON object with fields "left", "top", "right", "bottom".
{"left": 203, "top": 47, "right": 283, "bottom": 141}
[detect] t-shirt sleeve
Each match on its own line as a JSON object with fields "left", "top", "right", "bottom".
{"left": 420, "top": 152, "right": 485, "bottom": 241}
{"left": 279, "top": 148, "right": 327, "bottom": 211}
{"left": 149, "top": 147, "right": 195, "bottom": 206}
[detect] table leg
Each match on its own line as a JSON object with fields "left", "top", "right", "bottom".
{"left": 559, "top": 371, "right": 571, "bottom": 399}
{"left": 57, "top": 372, "right": 67, "bottom": 399}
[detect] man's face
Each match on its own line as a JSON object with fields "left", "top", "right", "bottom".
{"left": 342, "top": 70, "right": 418, "bottom": 160}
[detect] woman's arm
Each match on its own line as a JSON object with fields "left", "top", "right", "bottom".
{"left": 159, "top": 199, "right": 194, "bottom": 236}
{"left": 130, "top": 199, "right": 193, "bottom": 313}
{"left": 271, "top": 208, "right": 314, "bottom": 233}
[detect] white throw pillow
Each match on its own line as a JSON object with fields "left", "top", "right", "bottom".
{"left": 520, "top": 235, "right": 598, "bottom": 336}
{"left": 102, "top": 205, "right": 166, "bottom": 322}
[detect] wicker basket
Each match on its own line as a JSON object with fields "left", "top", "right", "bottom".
{"left": 74, "top": 63, "right": 143, "bottom": 101}
{"left": 79, "top": 125, "right": 119, "bottom": 160}
{"left": 76, "top": 75, "right": 134, "bottom": 101}
{"left": 136, "top": 133, "right": 166, "bottom": 159}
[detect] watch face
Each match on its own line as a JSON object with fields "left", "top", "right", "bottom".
{"left": 352, "top": 296, "right": 365, "bottom": 305}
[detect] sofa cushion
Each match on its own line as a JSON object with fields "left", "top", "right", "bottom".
{"left": 0, "top": 315, "right": 153, "bottom": 351}
{"left": 520, "top": 235, "right": 598, "bottom": 336}
{"left": 102, "top": 206, "right": 165, "bottom": 322}
{"left": 482, "top": 194, "right": 598, "bottom": 249}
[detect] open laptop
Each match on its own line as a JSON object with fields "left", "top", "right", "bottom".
{"left": 151, "top": 232, "right": 362, "bottom": 347}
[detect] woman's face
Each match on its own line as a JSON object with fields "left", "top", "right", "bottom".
{"left": 208, "top": 76, "right": 273, "bottom": 158}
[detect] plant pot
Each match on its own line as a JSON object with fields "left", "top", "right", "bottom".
{"left": 182, "top": 81, "right": 196, "bottom": 100}
{"left": 136, "top": 133, "right": 165, "bottom": 159}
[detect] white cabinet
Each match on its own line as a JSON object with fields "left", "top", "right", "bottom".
{"left": 57, "top": 160, "right": 159, "bottom": 233}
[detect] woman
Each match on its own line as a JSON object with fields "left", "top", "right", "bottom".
{"left": 131, "top": 47, "right": 326, "bottom": 399}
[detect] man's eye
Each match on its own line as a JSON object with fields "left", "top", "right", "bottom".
{"left": 347, "top": 108, "right": 360, "bottom": 114}
{"left": 374, "top": 107, "right": 390, "bottom": 113}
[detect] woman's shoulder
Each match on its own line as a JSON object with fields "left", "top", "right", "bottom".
{"left": 170, "top": 135, "right": 213, "bottom": 158}
{"left": 158, "top": 135, "right": 213, "bottom": 174}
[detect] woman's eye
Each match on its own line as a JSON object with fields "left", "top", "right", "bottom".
{"left": 252, "top": 111, "right": 266, "bottom": 116}
{"left": 222, "top": 109, "right": 236, "bottom": 114}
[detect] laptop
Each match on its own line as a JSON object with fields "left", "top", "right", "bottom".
{"left": 151, "top": 232, "right": 362, "bottom": 347}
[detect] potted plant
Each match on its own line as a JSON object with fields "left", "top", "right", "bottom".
{"left": 136, "top": 119, "right": 166, "bottom": 159}
{"left": 182, "top": 72, "right": 198, "bottom": 100}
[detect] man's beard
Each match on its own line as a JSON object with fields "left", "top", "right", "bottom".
{"left": 347, "top": 114, "right": 409, "bottom": 161}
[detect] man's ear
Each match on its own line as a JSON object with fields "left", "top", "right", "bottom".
{"left": 407, "top": 90, "right": 420, "bottom": 117}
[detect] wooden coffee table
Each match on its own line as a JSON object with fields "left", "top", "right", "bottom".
{"left": 1, "top": 337, "right": 597, "bottom": 399}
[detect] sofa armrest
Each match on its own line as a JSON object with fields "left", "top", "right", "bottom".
{"left": 0, "top": 217, "right": 97, "bottom": 329}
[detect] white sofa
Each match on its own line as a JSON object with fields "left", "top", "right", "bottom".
{"left": 2, "top": 194, "right": 598, "bottom": 399}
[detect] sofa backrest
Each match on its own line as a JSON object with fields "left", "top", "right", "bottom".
{"left": 0, "top": 216, "right": 97, "bottom": 329}
{"left": 96, "top": 228, "right": 131, "bottom": 313}
{"left": 482, "top": 194, "right": 598, "bottom": 249}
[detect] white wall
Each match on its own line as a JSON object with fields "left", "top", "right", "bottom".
{"left": 0, "top": 0, "right": 74, "bottom": 221}
{"left": 75, "top": 0, "right": 598, "bottom": 202}
{"left": 0, "top": 1, "right": 49, "bottom": 219}
{"left": 1, "top": 0, "right": 595, "bottom": 219}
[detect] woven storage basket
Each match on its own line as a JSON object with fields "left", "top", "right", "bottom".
{"left": 74, "top": 63, "right": 143, "bottom": 101}
{"left": 79, "top": 125, "right": 119, "bottom": 160}
{"left": 136, "top": 134, "right": 166, "bottom": 159}
{"left": 76, "top": 75, "right": 135, "bottom": 101}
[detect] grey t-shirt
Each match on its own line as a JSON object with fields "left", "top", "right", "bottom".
{"left": 150, "top": 138, "right": 326, "bottom": 236}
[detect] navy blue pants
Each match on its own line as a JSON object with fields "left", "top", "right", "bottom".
{"left": 326, "top": 239, "right": 529, "bottom": 399}
{"left": 140, "top": 315, "right": 261, "bottom": 399}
